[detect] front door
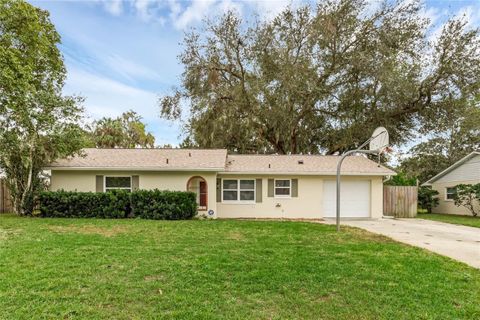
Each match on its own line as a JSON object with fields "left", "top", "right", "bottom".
{"left": 199, "top": 181, "right": 207, "bottom": 209}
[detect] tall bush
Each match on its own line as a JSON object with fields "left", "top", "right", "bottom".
{"left": 39, "top": 190, "right": 197, "bottom": 220}
{"left": 39, "top": 190, "right": 130, "bottom": 218}
{"left": 418, "top": 187, "right": 439, "bottom": 213}
{"left": 130, "top": 190, "right": 197, "bottom": 220}
{"left": 454, "top": 184, "right": 480, "bottom": 217}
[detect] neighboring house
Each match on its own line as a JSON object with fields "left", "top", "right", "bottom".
{"left": 423, "top": 151, "right": 480, "bottom": 215}
{"left": 45, "top": 148, "right": 395, "bottom": 219}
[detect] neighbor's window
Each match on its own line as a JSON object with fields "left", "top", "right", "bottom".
{"left": 105, "top": 176, "right": 132, "bottom": 192}
{"left": 445, "top": 187, "right": 456, "bottom": 200}
{"left": 222, "top": 179, "right": 255, "bottom": 202}
{"left": 275, "top": 179, "right": 291, "bottom": 197}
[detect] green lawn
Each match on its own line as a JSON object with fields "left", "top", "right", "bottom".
{"left": 418, "top": 213, "right": 480, "bottom": 228}
{"left": 1, "top": 214, "right": 479, "bottom": 319}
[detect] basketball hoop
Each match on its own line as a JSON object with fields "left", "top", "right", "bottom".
{"left": 369, "top": 127, "right": 389, "bottom": 152}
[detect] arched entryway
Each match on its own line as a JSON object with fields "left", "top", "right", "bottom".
{"left": 187, "top": 176, "right": 207, "bottom": 211}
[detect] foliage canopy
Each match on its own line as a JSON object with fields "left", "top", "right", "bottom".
{"left": 0, "top": 0, "right": 85, "bottom": 214}
{"left": 89, "top": 110, "right": 155, "bottom": 148}
{"left": 454, "top": 184, "right": 480, "bottom": 217}
{"left": 160, "top": 0, "right": 480, "bottom": 155}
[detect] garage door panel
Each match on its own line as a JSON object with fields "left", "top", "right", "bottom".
{"left": 323, "top": 180, "right": 370, "bottom": 218}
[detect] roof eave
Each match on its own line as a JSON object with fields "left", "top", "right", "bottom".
{"left": 220, "top": 171, "right": 396, "bottom": 176}
{"left": 46, "top": 167, "right": 226, "bottom": 172}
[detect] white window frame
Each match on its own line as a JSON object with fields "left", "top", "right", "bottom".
{"left": 274, "top": 179, "right": 291, "bottom": 198}
{"left": 104, "top": 175, "right": 132, "bottom": 192}
{"left": 445, "top": 186, "right": 456, "bottom": 201}
{"left": 221, "top": 179, "right": 256, "bottom": 203}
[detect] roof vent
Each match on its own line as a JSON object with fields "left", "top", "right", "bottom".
{"left": 298, "top": 160, "right": 304, "bottom": 164}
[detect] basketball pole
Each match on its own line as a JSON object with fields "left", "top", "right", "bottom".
{"left": 336, "top": 149, "right": 379, "bottom": 232}
{"left": 335, "top": 130, "right": 388, "bottom": 232}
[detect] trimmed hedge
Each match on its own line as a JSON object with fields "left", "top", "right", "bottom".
{"left": 130, "top": 190, "right": 197, "bottom": 220}
{"left": 39, "top": 190, "right": 197, "bottom": 220}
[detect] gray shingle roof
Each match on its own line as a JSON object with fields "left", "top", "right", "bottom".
{"left": 48, "top": 148, "right": 228, "bottom": 171}
{"left": 225, "top": 154, "right": 395, "bottom": 175}
{"left": 47, "top": 148, "right": 395, "bottom": 175}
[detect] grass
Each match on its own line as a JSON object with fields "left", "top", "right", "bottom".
{"left": 418, "top": 213, "right": 480, "bottom": 228}
{"left": 1, "top": 214, "right": 479, "bottom": 319}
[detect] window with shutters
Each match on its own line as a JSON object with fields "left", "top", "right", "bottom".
{"left": 274, "top": 179, "right": 291, "bottom": 197}
{"left": 105, "top": 176, "right": 132, "bottom": 192}
{"left": 222, "top": 179, "right": 255, "bottom": 203}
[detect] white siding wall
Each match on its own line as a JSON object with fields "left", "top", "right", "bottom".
{"left": 432, "top": 180, "right": 480, "bottom": 215}
{"left": 431, "top": 154, "right": 480, "bottom": 216}
{"left": 436, "top": 155, "right": 480, "bottom": 184}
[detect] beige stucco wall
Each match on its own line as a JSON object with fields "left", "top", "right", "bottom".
{"left": 50, "top": 170, "right": 217, "bottom": 217}
{"left": 216, "top": 175, "right": 384, "bottom": 219}
{"left": 431, "top": 180, "right": 480, "bottom": 215}
{"left": 50, "top": 170, "right": 384, "bottom": 219}
{"left": 370, "top": 176, "right": 384, "bottom": 219}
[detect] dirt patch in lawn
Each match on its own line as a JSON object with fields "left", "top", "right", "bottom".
{"left": 48, "top": 225, "right": 128, "bottom": 237}
{"left": 0, "top": 228, "right": 22, "bottom": 240}
{"left": 226, "top": 231, "right": 245, "bottom": 241}
{"left": 144, "top": 274, "right": 166, "bottom": 282}
{"left": 339, "top": 226, "right": 393, "bottom": 243}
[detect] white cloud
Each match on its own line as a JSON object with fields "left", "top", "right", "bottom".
{"left": 249, "top": 0, "right": 293, "bottom": 21}
{"left": 171, "top": 0, "right": 215, "bottom": 30}
{"left": 98, "top": 0, "right": 262, "bottom": 29}
{"left": 102, "top": 53, "right": 162, "bottom": 82}
{"left": 132, "top": 0, "right": 165, "bottom": 23}
{"left": 170, "top": 0, "right": 243, "bottom": 30}
{"left": 455, "top": 5, "right": 480, "bottom": 28}
{"left": 64, "top": 67, "right": 180, "bottom": 145}
{"left": 422, "top": 7, "right": 441, "bottom": 27}
{"left": 102, "top": 0, "right": 123, "bottom": 16}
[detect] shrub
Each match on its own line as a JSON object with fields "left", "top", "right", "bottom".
{"left": 39, "top": 189, "right": 197, "bottom": 220}
{"left": 39, "top": 190, "right": 130, "bottom": 218}
{"left": 418, "top": 186, "right": 439, "bottom": 213}
{"left": 130, "top": 190, "right": 197, "bottom": 220}
{"left": 384, "top": 171, "right": 417, "bottom": 186}
{"left": 454, "top": 184, "right": 480, "bottom": 217}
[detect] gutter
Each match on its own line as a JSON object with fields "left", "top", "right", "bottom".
{"left": 45, "top": 167, "right": 226, "bottom": 172}
{"left": 219, "top": 171, "right": 396, "bottom": 176}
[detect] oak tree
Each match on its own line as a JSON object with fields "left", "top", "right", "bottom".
{"left": 160, "top": 0, "right": 480, "bottom": 155}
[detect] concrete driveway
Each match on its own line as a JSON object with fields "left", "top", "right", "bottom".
{"left": 330, "top": 218, "right": 480, "bottom": 269}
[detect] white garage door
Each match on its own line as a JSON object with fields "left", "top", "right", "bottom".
{"left": 323, "top": 180, "right": 371, "bottom": 218}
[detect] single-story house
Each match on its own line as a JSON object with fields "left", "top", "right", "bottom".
{"left": 422, "top": 151, "right": 480, "bottom": 215}
{"left": 46, "top": 148, "right": 395, "bottom": 219}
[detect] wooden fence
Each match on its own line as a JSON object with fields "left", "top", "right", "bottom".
{"left": 383, "top": 186, "right": 417, "bottom": 218}
{"left": 0, "top": 179, "right": 13, "bottom": 213}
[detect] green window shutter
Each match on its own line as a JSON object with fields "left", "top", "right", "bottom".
{"left": 95, "top": 175, "right": 104, "bottom": 192}
{"left": 132, "top": 175, "right": 139, "bottom": 191}
{"left": 268, "top": 179, "right": 274, "bottom": 197}
{"left": 256, "top": 179, "right": 262, "bottom": 203}
{"left": 292, "top": 179, "right": 298, "bottom": 197}
{"left": 216, "top": 178, "right": 221, "bottom": 202}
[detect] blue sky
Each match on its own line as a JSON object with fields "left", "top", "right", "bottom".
{"left": 29, "top": 0, "right": 480, "bottom": 146}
